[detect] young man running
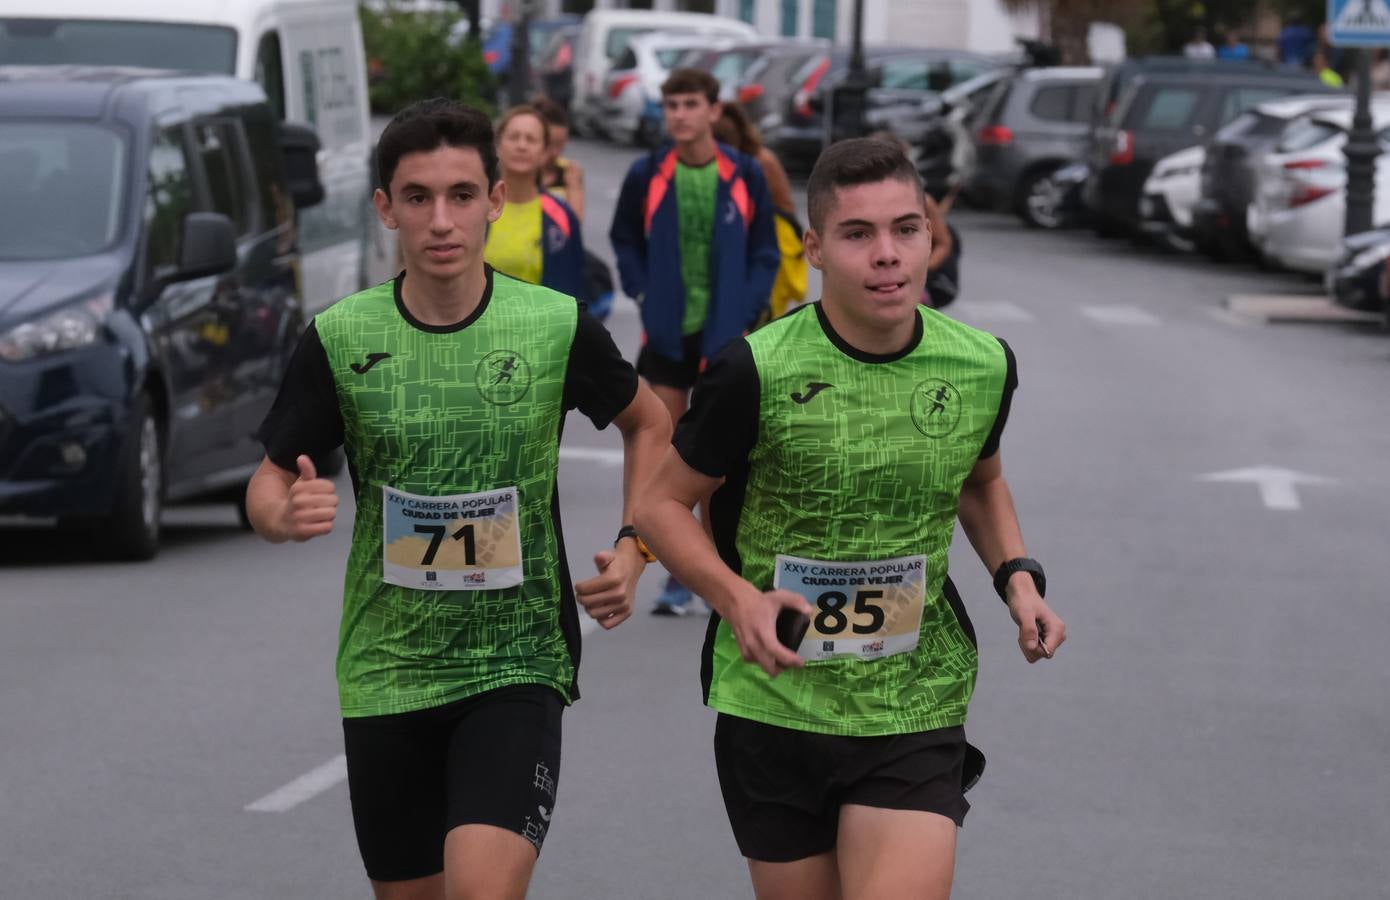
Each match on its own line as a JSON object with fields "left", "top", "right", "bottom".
{"left": 610, "top": 67, "right": 780, "bottom": 614}
{"left": 246, "top": 99, "right": 670, "bottom": 900}
{"left": 635, "top": 138, "right": 1066, "bottom": 900}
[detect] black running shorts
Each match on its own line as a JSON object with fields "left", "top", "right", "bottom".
{"left": 342, "top": 684, "right": 563, "bottom": 882}
{"left": 713, "top": 714, "right": 974, "bottom": 863}
{"left": 636, "top": 332, "right": 704, "bottom": 390}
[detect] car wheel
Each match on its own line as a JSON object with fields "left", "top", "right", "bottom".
{"left": 105, "top": 393, "right": 164, "bottom": 561}
{"left": 1018, "top": 170, "right": 1066, "bottom": 229}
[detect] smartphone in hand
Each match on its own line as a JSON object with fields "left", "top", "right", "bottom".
{"left": 775, "top": 607, "right": 810, "bottom": 651}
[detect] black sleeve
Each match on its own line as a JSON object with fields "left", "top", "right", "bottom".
{"left": 672, "top": 339, "right": 759, "bottom": 477}
{"left": 563, "top": 309, "right": 639, "bottom": 429}
{"left": 256, "top": 321, "right": 345, "bottom": 472}
{"left": 979, "top": 338, "right": 1018, "bottom": 460}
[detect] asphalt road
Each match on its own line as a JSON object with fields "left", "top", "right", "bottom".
{"left": 2, "top": 136, "right": 1387, "bottom": 899}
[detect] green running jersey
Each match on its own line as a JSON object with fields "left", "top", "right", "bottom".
{"left": 690, "top": 304, "right": 1015, "bottom": 736}
{"left": 314, "top": 273, "right": 579, "bottom": 717}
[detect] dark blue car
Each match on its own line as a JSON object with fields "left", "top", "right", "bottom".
{"left": 0, "top": 66, "right": 322, "bottom": 559}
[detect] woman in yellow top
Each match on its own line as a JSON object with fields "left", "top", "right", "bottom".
{"left": 485, "top": 105, "right": 587, "bottom": 300}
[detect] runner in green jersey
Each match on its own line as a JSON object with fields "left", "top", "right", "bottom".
{"left": 636, "top": 138, "right": 1066, "bottom": 900}
{"left": 245, "top": 99, "right": 670, "bottom": 900}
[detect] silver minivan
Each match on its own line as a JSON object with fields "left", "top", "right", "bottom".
{"left": 968, "top": 66, "right": 1103, "bottom": 228}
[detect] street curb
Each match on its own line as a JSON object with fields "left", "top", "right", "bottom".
{"left": 1224, "top": 294, "right": 1385, "bottom": 325}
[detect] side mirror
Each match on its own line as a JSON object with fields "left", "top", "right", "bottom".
{"left": 278, "top": 121, "right": 325, "bottom": 209}
{"left": 175, "top": 212, "right": 237, "bottom": 281}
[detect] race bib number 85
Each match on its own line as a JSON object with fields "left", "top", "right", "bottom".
{"left": 773, "top": 554, "right": 927, "bottom": 662}
{"left": 382, "top": 486, "right": 524, "bottom": 590}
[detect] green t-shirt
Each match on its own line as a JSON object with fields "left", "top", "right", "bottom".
{"left": 673, "top": 303, "right": 1017, "bottom": 736}
{"left": 256, "top": 268, "right": 639, "bottom": 717}
{"left": 675, "top": 160, "right": 718, "bottom": 335}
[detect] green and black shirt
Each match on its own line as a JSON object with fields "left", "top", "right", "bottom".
{"left": 258, "top": 267, "right": 637, "bottom": 718}
{"left": 674, "top": 302, "right": 1017, "bottom": 737}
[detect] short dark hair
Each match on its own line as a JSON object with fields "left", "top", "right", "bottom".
{"left": 530, "top": 95, "right": 570, "bottom": 129}
{"left": 661, "top": 68, "right": 720, "bottom": 104}
{"left": 375, "top": 98, "right": 498, "bottom": 195}
{"left": 806, "top": 138, "right": 923, "bottom": 231}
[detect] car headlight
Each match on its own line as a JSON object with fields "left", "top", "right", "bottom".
{"left": 0, "top": 292, "right": 113, "bottom": 362}
{"left": 1351, "top": 242, "right": 1390, "bottom": 270}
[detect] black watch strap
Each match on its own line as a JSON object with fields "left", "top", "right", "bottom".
{"left": 993, "top": 557, "right": 1045, "bottom": 602}
{"left": 614, "top": 524, "right": 657, "bottom": 562}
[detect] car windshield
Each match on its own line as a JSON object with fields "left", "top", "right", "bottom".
{"left": 0, "top": 18, "right": 237, "bottom": 73}
{"left": 0, "top": 122, "right": 128, "bottom": 261}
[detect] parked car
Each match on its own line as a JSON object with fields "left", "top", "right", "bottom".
{"left": 1138, "top": 145, "right": 1205, "bottom": 249}
{"left": 1089, "top": 55, "right": 1299, "bottom": 129}
{"left": 570, "top": 9, "right": 756, "bottom": 137}
{"left": 966, "top": 66, "right": 1102, "bottom": 227}
{"left": 482, "top": 14, "right": 580, "bottom": 80}
{"left": 536, "top": 23, "right": 581, "bottom": 110}
{"left": 682, "top": 39, "right": 829, "bottom": 130}
{"left": 915, "top": 67, "right": 1017, "bottom": 201}
{"left": 0, "top": 0, "right": 389, "bottom": 315}
{"left": 1083, "top": 67, "right": 1326, "bottom": 234}
{"left": 1249, "top": 103, "right": 1390, "bottom": 274}
{"left": 769, "top": 46, "right": 1003, "bottom": 172}
{"left": 1190, "top": 92, "right": 1349, "bottom": 259}
{"left": 0, "top": 67, "right": 323, "bottom": 559}
{"left": 602, "top": 31, "right": 749, "bottom": 145}
{"left": 1329, "top": 226, "right": 1390, "bottom": 314}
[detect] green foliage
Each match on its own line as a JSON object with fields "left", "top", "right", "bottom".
{"left": 359, "top": 2, "right": 496, "bottom": 117}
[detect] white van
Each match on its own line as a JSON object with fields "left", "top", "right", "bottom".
{"left": 0, "top": 0, "right": 393, "bottom": 314}
{"left": 571, "top": 9, "right": 757, "bottom": 137}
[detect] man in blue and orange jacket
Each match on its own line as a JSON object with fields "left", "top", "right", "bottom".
{"left": 609, "top": 67, "right": 779, "bottom": 614}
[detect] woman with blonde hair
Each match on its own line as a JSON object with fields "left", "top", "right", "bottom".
{"left": 485, "top": 105, "right": 587, "bottom": 301}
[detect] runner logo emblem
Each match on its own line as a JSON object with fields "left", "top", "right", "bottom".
{"left": 911, "top": 378, "right": 961, "bottom": 437}
{"left": 476, "top": 350, "right": 532, "bottom": 405}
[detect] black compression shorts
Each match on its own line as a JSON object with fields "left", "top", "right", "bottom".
{"left": 342, "top": 684, "right": 563, "bottom": 882}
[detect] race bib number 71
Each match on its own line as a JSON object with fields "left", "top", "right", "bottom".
{"left": 773, "top": 554, "right": 927, "bottom": 662}
{"left": 382, "top": 486, "right": 524, "bottom": 590}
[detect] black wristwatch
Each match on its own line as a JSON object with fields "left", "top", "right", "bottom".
{"left": 614, "top": 524, "right": 657, "bottom": 563}
{"left": 993, "top": 557, "right": 1045, "bottom": 603}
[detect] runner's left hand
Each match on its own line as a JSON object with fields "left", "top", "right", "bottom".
{"left": 1006, "top": 590, "right": 1066, "bottom": 664}
{"left": 575, "top": 543, "right": 645, "bottom": 630}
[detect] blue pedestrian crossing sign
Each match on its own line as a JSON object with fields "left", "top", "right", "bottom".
{"left": 1331, "top": 0, "right": 1390, "bottom": 46}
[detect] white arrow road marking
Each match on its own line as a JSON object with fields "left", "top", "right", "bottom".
{"left": 1197, "top": 466, "right": 1338, "bottom": 511}
{"left": 560, "top": 446, "right": 624, "bottom": 467}
{"left": 245, "top": 755, "right": 347, "bottom": 813}
{"left": 1082, "top": 305, "right": 1161, "bottom": 326}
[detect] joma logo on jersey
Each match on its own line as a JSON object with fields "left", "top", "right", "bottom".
{"left": 475, "top": 349, "right": 533, "bottom": 406}
{"left": 910, "top": 378, "right": 962, "bottom": 438}
{"left": 790, "top": 382, "right": 832, "bottom": 404}
{"left": 350, "top": 352, "right": 391, "bottom": 374}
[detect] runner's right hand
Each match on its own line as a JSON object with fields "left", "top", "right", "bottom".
{"left": 725, "top": 584, "right": 813, "bottom": 678}
{"left": 282, "top": 454, "right": 338, "bottom": 542}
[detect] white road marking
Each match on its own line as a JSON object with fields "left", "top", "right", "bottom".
{"left": 560, "top": 446, "right": 624, "bottom": 467}
{"left": 1205, "top": 307, "right": 1258, "bottom": 328}
{"left": 245, "top": 755, "right": 347, "bottom": 813}
{"left": 1197, "top": 465, "right": 1338, "bottom": 511}
{"left": 1081, "top": 305, "right": 1161, "bottom": 326}
{"left": 953, "top": 301, "right": 1036, "bottom": 323}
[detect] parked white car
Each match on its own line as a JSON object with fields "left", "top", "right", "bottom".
{"left": 602, "top": 31, "right": 747, "bottom": 146}
{"left": 570, "top": 9, "right": 756, "bottom": 138}
{"left": 1250, "top": 103, "right": 1390, "bottom": 274}
{"left": 1139, "top": 144, "right": 1205, "bottom": 247}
